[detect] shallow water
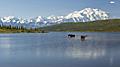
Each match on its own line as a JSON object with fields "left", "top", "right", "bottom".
{"left": 0, "top": 32, "right": 120, "bottom": 67}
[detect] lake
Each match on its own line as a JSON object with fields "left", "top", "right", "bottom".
{"left": 0, "top": 32, "right": 120, "bottom": 67}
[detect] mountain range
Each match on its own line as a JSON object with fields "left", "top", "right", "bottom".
{"left": 0, "top": 8, "right": 109, "bottom": 28}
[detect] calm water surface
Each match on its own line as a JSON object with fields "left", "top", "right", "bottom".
{"left": 0, "top": 32, "right": 120, "bottom": 67}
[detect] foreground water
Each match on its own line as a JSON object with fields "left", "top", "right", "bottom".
{"left": 0, "top": 32, "right": 120, "bottom": 67}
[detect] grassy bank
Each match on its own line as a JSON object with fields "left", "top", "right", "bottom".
{"left": 41, "top": 19, "right": 120, "bottom": 32}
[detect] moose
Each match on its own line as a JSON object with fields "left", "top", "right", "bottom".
{"left": 81, "top": 35, "right": 87, "bottom": 41}
{"left": 68, "top": 34, "right": 75, "bottom": 38}
{"left": 68, "top": 34, "right": 87, "bottom": 41}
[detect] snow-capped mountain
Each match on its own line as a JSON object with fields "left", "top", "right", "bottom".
{"left": 64, "top": 8, "right": 109, "bottom": 22}
{"left": 0, "top": 8, "right": 109, "bottom": 28}
{"left": 0, "top": 16, "right": 27, "bottom": 23}
{"left": 47, "top": 15, "right": 64, "bottom": 23}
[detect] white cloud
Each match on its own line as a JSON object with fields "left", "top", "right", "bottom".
{"left": 109, "top": 1, "right": 115, "bottom": 4}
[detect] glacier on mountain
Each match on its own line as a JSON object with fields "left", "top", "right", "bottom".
{"left": 0, "top": 8, "right": 109, "bottom": 28}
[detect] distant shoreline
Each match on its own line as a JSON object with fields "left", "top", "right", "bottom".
{"left": 0, "top": 19, "right": 120, "bottom": 33}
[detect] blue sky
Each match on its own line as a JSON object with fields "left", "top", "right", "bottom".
{"left": 0, "top": 0, "right": 119, "bottom": 18}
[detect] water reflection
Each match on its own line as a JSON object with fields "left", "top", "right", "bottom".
{"left": 0, "top": 32, "right": 119, "bottom": 67}
{"left": 65, "top": 45, "right": 106, "bottom": 59}
{"left": 0, "top": 35, "right": 107, "bottom": 59}
{"left": 0, "top": 37, "right": 11, "bottom": 48}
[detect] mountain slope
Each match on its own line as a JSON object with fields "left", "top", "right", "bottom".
{"left": 41, "top": 19, "right": 120, "bottom": 32}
